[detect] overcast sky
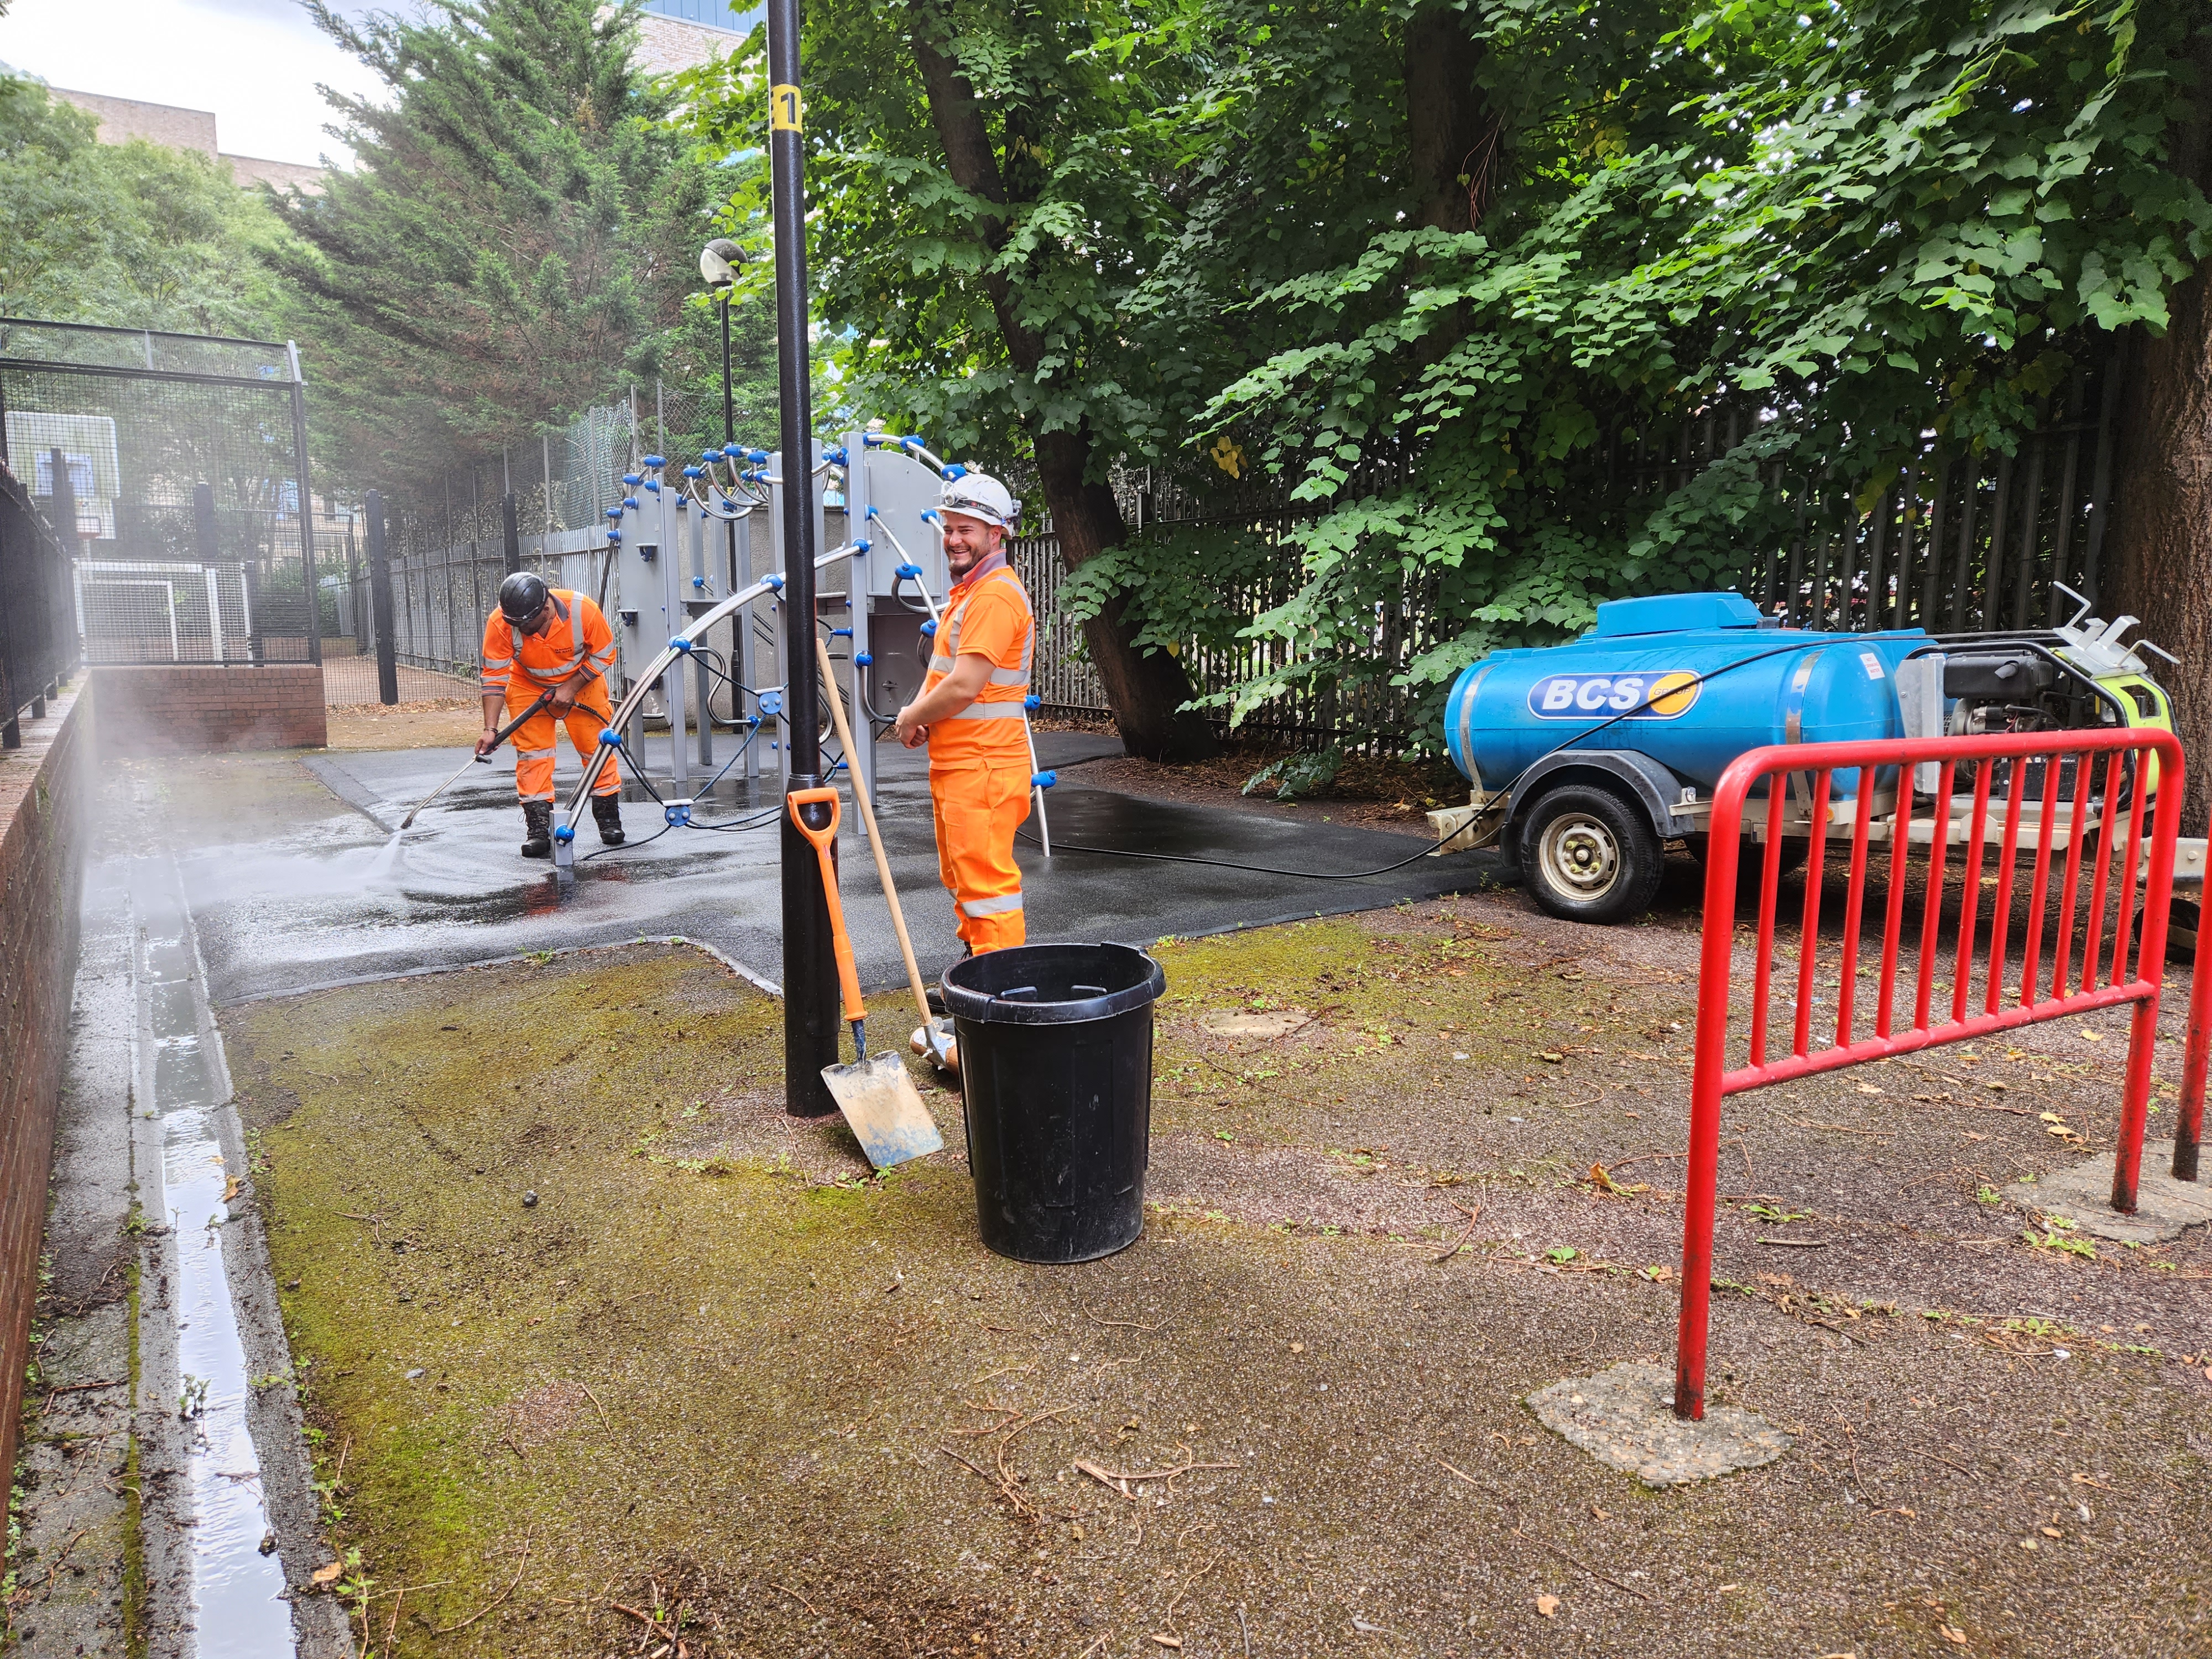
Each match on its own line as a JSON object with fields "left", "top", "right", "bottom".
{"left": 0, "top": 0, "right": 388, "bottom": 166}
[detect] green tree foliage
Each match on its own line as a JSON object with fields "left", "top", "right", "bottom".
{"left": 1201, "top": 0, "right": 2212, "bottom": 741}
{"left": 0, "top": 76, "right": 292, "bottom": 335}
{"left": 273, "top": 0, "right": 714, "bottom": 486}
{"left": 678, "top": 0, "right": 1443, "bottom": 753}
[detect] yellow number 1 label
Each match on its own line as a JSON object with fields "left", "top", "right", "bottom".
{"left": 771, "top": 84, "right": 802, "bottom": 132}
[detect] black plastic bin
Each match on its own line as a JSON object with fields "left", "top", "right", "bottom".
{"left": 942, "top": 942, "right": 1167, "bottom": 1264}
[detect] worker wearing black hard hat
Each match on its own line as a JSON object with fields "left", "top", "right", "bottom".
{"left": 479, "top": 571, "right": 625, "bottom": 857}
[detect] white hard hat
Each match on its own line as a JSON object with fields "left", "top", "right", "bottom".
{"left": 938, "top": 471, "right": 1019, "bottom": 530}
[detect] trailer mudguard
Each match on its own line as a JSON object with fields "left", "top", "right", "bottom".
{"left": 1507, "top": 749, "right": 1698, "bottom": 842}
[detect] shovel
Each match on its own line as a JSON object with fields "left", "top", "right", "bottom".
{"left": 397, "top": 687, "right": 556, "bottom": 831}
{"left": 786, "top": 784, "right": 945, "bottom": 1170}
{"left": 815, "top": 635, "right": 955, "bottom": 1072}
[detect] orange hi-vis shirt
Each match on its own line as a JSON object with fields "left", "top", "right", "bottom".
{"left": 480, "top": 589, "right": 618, "bottom": 696}
{"left": 922, "top": 557, "right": 1034, "bottom": 764}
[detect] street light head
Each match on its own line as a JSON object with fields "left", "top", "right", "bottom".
{"left": 700, "top": 237, "right": 745, "bottom": 288}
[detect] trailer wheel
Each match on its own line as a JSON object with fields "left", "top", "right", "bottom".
{"left": 1516, "top": 784, "right": 1663, "bottom": 925}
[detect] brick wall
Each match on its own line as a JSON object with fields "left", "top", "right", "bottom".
{"left": 92, "top": 664, "right": 328, "bottom": 755}
{"left": 0, "top": 682, "right": 87, "bottom": 1498}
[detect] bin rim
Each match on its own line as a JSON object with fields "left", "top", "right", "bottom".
{"left": 942, "top": 941, "right": 1166, "bottom": 1026}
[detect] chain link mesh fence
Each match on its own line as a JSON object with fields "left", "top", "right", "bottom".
{"left": 0, "top": 320, "right": 323, "bottom": 672}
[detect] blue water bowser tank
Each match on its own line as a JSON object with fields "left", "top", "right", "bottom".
{"left": 1443, "top": 592, "right": 1928, "bottom": 796}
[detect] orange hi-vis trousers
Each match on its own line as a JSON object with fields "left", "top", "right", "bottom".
{"left": 509, "top": 679, "right": 620, "bottom": 804}
{"left": 930, "top": 755, "right": 1031, "bottom": 953}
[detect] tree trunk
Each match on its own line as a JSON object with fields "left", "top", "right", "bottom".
{"left": 2109, "top": 28, "right": 2212, "bottom": 834}
{"left": 910, "top": 23, "right": 1217, "bottom": 760}
{"left": 1405, "top": 3, "right": 1492, "bottom": 234}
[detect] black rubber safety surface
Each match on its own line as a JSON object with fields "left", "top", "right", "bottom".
{"left": 173, "top": 731, "right": 1496, "bottom": 1004}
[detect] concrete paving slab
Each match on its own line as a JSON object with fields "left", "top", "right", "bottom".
{"left": 1526, "top": 1363, "right": 1793, "bottom": 1486}
{"left": 2007, "top": 1139, "right": 2212, "bottom": 1243}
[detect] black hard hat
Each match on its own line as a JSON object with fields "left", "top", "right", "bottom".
{"left": 498, "top": 571, "right": 549, "bottom": 624}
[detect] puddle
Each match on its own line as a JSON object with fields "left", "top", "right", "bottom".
{"left": 132, "top": 855, "right": 295, "bottom": 1656}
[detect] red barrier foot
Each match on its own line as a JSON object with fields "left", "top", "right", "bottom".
{"left": 1527, "top": 1364, "right": 1792, "bottom": 1488}
{"left": 2005, "top": 1139, "right": 2212, "bottom": 1244}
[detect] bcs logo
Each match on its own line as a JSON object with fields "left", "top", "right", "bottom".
{"left": 1527, "top": 671, "right": 1700, "bottom": 719}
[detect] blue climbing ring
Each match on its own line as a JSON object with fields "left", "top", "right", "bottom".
{"left": 1031, "top": 770, "right": 1058, "bottom": 790}
{"left": 598, "top": 728, "right": 623, "bottom": 748}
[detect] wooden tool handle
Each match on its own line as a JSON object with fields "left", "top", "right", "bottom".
{"left": 815, "top": 635, "right": 937, "bottom": 1037}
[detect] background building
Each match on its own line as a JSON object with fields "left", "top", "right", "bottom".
{"left": 50, "top": 86, "right": 326, "bottom": 193}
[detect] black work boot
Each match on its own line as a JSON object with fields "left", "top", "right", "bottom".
{"left": 520, "top": 800, "right": 554, "bottom": 858}
{"left": 591, "top": 793, "right": 626, "bottom": 846}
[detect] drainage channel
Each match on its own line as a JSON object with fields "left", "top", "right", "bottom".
{"left": 129, "top": 851, "right": 298, "bottom": 1656}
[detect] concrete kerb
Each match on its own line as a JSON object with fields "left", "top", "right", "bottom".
{"left": 2006, "top": 1138, "right": 2212, "bottom": 1244}
{"left": 1526, "top": 1363, "right": 1793, "bottom": 1488}
{"left": 212, "top": 933, "right": 783, "bottom": 1009}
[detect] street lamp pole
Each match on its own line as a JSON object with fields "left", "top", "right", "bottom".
{"left": 763, "top": 0, "right": 838, "bottom": 1115}
{"left": 720, "top": 289, "right": 734, "bottom": 446}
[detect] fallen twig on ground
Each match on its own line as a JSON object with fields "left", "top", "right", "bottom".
{"left": 1085, "top": 1307, "right": 1169, "bottom": 1333}
{"left": 1792, "top": 1119, "right": 1895, "bottom": 1138}
{"left": 431, "top": 1533, "right": 531, "bottom": 1635}
{"left": 768, "top": 1581, "right": 820, "bottom": 1615}
{"left": 1514, "top": 1527, "right": 1651, "bottom": 1602}
{"left": 1073, "top": 1455, "right": 1239, "bottom": 1500}
{"left": 578, "top": 1380, "right": 613, "bottom": 1435}
{"left": 1432, "top": 1204, "right": 1484, "bottom": 1264}
{"left": 1163, "top": 1553, "right": 1220, "bottom": 1622}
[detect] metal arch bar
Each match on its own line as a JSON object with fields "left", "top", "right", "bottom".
{"left": 560, "top": 542, "right": 860, "bottom": 826}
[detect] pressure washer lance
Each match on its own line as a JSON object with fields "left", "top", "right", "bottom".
{"left": 395, "top": 687, "right": 556, "bottom": 832}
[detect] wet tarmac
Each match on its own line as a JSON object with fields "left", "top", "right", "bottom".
{"left": 161, "top": 731, "right": 1496, "bottom": 1005}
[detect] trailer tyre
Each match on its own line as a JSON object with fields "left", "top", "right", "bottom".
{"left": 1516, "top": 784, "right": 1663, "bottom": 925}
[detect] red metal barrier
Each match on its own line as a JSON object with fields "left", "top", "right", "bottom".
{"left": 1676, "top": 727, "right": 2185, "bottom": 1421}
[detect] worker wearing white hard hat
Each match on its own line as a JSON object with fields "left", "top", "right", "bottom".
{"left": 892, "top": 472, "right": 1035, "bottom": 957}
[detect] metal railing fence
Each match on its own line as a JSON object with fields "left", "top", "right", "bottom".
{"left": 0, "top": 461, "right": 80, "bottom": 746}
{"left": 0, "top": 319, "right": 321, "bottom": 669}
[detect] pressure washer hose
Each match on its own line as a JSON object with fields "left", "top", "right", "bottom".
{"left": 1014, "top": 639, "right": 1848, "bottom": 881}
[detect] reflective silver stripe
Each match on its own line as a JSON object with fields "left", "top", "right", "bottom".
{"left": 930, "top": 654, "right": 954, "bottom": 674}
{"left": 519, "top": 789, "right": 555, "bottom": 802}
{"left": 482, "top": 655, "right": 514, "bottom": 669}
{"left": 514, "top": 744, "right": 555, "bottom": 758}
{"left": 958, "top": 891, "right": 1024, "bottom": 917}
{"left": 987, "top": 666, "right": 1027, "bottom": 686}
{"left": 950, "top": 702, "right": 1026, "bottom": 721}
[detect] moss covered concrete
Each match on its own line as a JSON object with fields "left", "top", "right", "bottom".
{"left": 228, "top": 926, "right": 2212, "bottom": 1657}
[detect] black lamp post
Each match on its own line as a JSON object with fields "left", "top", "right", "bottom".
{"left": 698, "top": 236, "right": 743, "bottom": 449}
{"left": 758, "top": 17, "right": 838, "bottom": 1116}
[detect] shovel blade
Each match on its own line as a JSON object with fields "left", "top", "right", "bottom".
{"left": 822, "top": 1051, "right": 944, "bottom": 1170}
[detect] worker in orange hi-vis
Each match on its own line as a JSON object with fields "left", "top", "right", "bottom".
{"left": 892, "top": 472, "right": 1035, "bottom": 961}
{"left": 478, "top": 572, "right": 626, "bottom": 858}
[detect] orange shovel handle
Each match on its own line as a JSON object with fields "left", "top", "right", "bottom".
{"left": 787, "top": 787, "right": 865, "bottom": 1025}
